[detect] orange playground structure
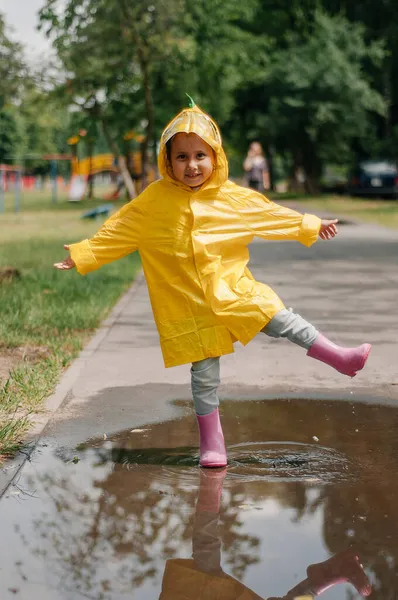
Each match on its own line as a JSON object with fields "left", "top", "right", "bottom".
{"left": 68, "top": 152, "right": 154, "bottom": 201}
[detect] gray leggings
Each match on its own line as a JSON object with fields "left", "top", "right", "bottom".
{"left": 191, "top": 308, "right": 318, "bottom": 415}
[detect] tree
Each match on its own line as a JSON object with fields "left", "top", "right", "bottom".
{"left": 0, "top": 14, "right": 25, "bottom": 108}
{"left": 0, "top": 12, "right": 26, "bottom": 163}
{"left": 231, "top": 10, "right": 386, "bottom": 192}
{"left": 40, "top": 0, "right": 137, "bottom": 196}
{"left": 9, "top": 78, "right": 72, "bottom": 173}
{"left": 39, "top": 0, "right": 194, "bottom": 194}
{"left": 181, "top": 0, "right": 267, "bottom": 123}
{"left": 322, "top": 0, "right": 398, "bottom": 160}
{"left": 39, "top": 0, "right": 268, "bottom": 192}
{"left": 0, "top": 108, "right": 21, "bottom": 163}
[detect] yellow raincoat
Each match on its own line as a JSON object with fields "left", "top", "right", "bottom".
{"left": 69, "top": 105, "right": 321, "bottom": 368}
{"left": 160, "top": 559, "right": 263, "bottom": 600}
{"left": 159, "top": 560, "right": 312, "bottom": 599}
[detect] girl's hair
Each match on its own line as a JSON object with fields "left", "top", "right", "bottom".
{"left": 166, "top": 138, "right": 173, "bottom": 162}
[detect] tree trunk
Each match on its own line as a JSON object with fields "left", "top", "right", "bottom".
{"left": 117, "top": 155, "right": 136, "bottom": 198}
{"left": 288, "top": 150, "right": 305, "bottom": 193}
{"left": 117, "top": 0, "right": 156, "bottom": 190}
{"left": 101, "top": 118, "right": 137, "bottom": 199}
{"left": 302, "top": 147, "right": 322, "bottom": 195}
{"left": 264, "top": 143, "right": 275, "bottom": 191}
{"left": 87, "top": 138, "right": 94, "bottom": 199}
{"left": 119, "top": 0, "right": 156, "bottom": 188}
{"left": 303, "top": 172, "right": 320, "bottom": 195}
{"left": 137, "top": 47, "right": 154, "bottom": 189}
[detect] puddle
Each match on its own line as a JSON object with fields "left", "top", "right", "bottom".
{"left": 1, "top": 398, "right": 398, "bottom": 599}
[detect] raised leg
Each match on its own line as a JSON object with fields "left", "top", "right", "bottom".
{"left": 263, "top": 309, "right": 371, "bottom": 377}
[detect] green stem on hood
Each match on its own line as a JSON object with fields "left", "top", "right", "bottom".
{"left": 185, "top": 93, "right": 196, "bottom": 108}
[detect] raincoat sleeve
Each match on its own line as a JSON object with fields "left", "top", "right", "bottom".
{"left": 241, "top": 192, "right": 321, "bottom": 248}
{"left": 69, "top": 196, "right": 147, "bottom": 276}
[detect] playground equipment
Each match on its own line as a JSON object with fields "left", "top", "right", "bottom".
{"left": 0, "top": 131, "right": 157, "bottom": 211}
{"left": 67, "top": 128, "right": 156, "bottom": 202}
{"left": 68, "top": 151, "right": 153, "bottom": 202}
{"left": 81, "top": 203, "right": 114, "bottom": 219}
{"left": 42, "top": 154, "right": 73, "bottom": 204}
{"left": 0, "top": 164, "right": 22, "bottom": 213}
{"left": 68, "top": 153, "right": 119, "bottom": 202}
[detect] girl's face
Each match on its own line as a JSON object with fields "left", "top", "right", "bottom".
{"left": 169, "top": 133, "right": 214, "bottom": 189}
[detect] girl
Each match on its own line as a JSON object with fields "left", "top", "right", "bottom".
{"left": 54, "top": 102, "right": 371, "bottom": 468}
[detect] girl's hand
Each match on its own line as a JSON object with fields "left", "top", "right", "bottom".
{"left": 54, "top": 245, "right": 76, "bottom": 270}
{"left": 319, "top": 219, "right": 338, "bottom": 240}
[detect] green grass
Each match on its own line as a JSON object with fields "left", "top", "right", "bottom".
{"left": 1, "top": 184, "right": 118, "bottom": 213}
{"left": 0, "top": 191, "right": 140, "bottom": 460}
{"left": 271, "top": 193, "right": 398, "bottom": 228}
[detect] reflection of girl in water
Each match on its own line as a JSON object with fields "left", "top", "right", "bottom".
{"left": 160, "top": 468, "right": 263, "bottom": 599}
{"left": 243, "top": 141, "right": 270, "bottom": 192}
{"left": 160, "top": 469, "right": 372, "bottom": 600}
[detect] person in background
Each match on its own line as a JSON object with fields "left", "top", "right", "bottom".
{"left": 243, "top": 141, "right": 270, "bottom": 191}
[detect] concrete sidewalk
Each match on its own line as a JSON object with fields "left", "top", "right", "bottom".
{"left": 1, "top": 219, "right": 398, "bottom": 495}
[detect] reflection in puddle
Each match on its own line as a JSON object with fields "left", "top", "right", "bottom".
{"left": 1, "top": 398, "right": 398, "bottom": 598}
{"left": 161, "top": 469, "right": 371, "bottom": 600}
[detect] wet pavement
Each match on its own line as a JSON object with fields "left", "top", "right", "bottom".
{"left": 1, "top": 220, "right": 398, "bottom": 598}
{"left": 2, "top": 398, "right": 398, "bottom": 598}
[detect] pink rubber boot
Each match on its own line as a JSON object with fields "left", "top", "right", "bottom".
{"left": 305, "top": 548, "right": 372, "bottom": 596}
{"left": 307, "top": 334, "right": 371, "bottom": 378}
{"left": 196, "top": 468, "right": 227, "bottom": 512}
{"left": 278, "top": 549, "right": 371, "bottom": 599}
{"left": 196, "top": 408, "right": 227, "bottom": 468}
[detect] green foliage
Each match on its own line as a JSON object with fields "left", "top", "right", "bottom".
{"left": 39, "top": 0, "right": 187, "bottom": 138}
{"left": 267, "top": 12, "right": 385, "bottom": 152}
{"left": 0, "top": 108, "right": 21, "bottom": 163}
{"left": 0, "top": 14, "right": 25, "bottom": 108}
{"left": 0, "top": 13, "right": 26, "bottom": 162}
{"left": 230, "top": 10, "right": 386, "bottom": 190}
{"left": 12, "top": 83, "right": 71, "bottom": 172}
{"left": 0, "top": 11, "right": 74, "bottom": 170}
{"left": 38, "top": 0, "right": 267, "bottom": 143}
{"left": 178, "top": 0, "right": 267, "bottom": 123}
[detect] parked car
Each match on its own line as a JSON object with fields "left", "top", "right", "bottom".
{"left": 346, "top": 160, "right": 398, "bottom": 198}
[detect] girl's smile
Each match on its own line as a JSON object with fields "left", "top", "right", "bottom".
{"left": 170, "top": 133, "right": 214, "bottom": 190}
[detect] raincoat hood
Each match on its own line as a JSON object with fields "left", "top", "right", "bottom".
{"left": 158, "top": 103, "right": 229, "bottom": 191}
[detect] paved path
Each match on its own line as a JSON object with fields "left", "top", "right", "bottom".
{"left": 1, "top": 217, "right": 398, "bottom": 492}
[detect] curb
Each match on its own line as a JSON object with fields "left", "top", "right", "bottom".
{"left": 0, "top": 270, "right": 145, "bottom": 498}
